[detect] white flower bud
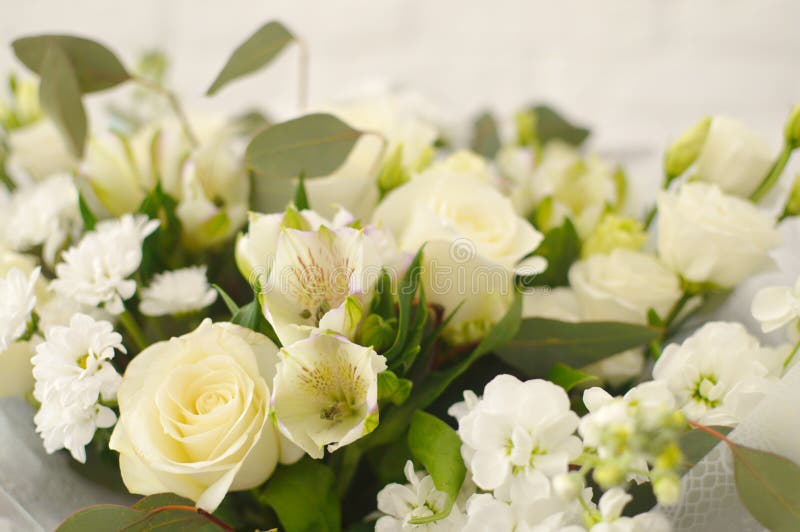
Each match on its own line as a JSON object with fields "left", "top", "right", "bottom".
{"left": 553, "top": 472, "right": 584, "bottom": 501}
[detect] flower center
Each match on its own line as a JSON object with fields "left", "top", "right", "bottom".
{"left": 691, "top": 374, "right": 721, "bottom": 407}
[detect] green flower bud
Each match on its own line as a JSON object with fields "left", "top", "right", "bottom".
{"left": 377, "top": 144, "right": 410, "bottom": 196}
{"left": 785, "top": 174, "right": 800, "bottom": 217}
{"left": 359, "top": 314, "right": 396, "bottom": 353}
{"left": 664, "top": 116, "right": 711, "bottom": 180}
{"left": 785, "top": 103, "right": 800, "bottom": 148}
{"left": 653, "top": 471, "right": 681, "bottom": 506}
{"left": 593, "top": 463, "right": 625, "bottom": 488}
{"left": 582, "top": 213, "right": 647, "bottom": 257}
{"left": 515, "top": 109, "right": 538, "bottom": 148}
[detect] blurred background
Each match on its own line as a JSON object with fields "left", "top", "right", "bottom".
{"left": 2, "top": 0, "right": 799, "bottom": 204}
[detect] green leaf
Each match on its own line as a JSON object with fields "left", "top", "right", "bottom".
{"left": 521, "top": 217, "right": 580, "bottom": 287}
{"left": 131, "top": 493, "right": 195, "bottom": 511}
{"left": 378, "top": 370, "right": 413, "bottom": 406}
{"left": 384, "top": 247, "right": 424, "bottom": 369}
{"left": 370, "top": 269, "right": 395, "bottom": 320}
{"left": 470, "top": 111, "right": 501, "bottom": 158}
{"left": 679, "top": 426, "right": 731, "bottom": 468}
{"left": 206, "top": 21, "right": 295, "bottom": 96}
{"left": 531, "top": 104, "right": 590, "bottom": 147}
{"left": 56, "top": 501, "right": 224, "bottom": 532}
{"left": 245, "top": 113, "right": 363, "bottom": 179}
{"left": 37, "top": 44, "right": 87, "bottom": 157}
{"left": 733, "top": 444, "right": 800, "bottom": 532}
{"left": 294, "top": 172, "right": 310, "bottom": 210}
{"left": 13, "top": 35, "right": 129, "bottom": 93}
{"left": 547, "top": 363, "right": 598, "bottom": 391}
{"left": 407, "top": 411, "right": 466, "bottom": 524}
{"left": 212, "top": 283, "right": 240, "bottom": 316}
{"left": 232, "top": 298, "right": 281, "bottom": 347}
{"left": 136, "top": 182, "right": 182, "bottom": 282}
{"left": 258, "top": 458, "right": 341, "bottom": 532}
{"left": 495, "top": 318, "right": 660, "bottom": 376}
{"left": 77, "top": 192, "right": 97, "bottom": 231}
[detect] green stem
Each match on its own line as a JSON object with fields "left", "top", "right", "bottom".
{"left": 132, "top": 75, "right": 199, "bottom": 148}
{"left": 643, "top": 204, "right": 658, "bottom": 230}
{"left": 751, "top": 143, "right": 795, "bottom": 202}
{"left": 664, "top": 291, "right": 693, "bottom": 329}
{"left": 119, "top": 311, "right": 147, "bottom": 351}
{"left": 783, "top": 338, "right": 800, "bottom": 371}
{"left": 334, "top": 445, "right": 362, "bottom": 498}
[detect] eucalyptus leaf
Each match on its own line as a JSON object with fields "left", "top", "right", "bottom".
{"left": 547, "top": 363, "right": 598, "bottom": 391}
{"left": 531, "top": 104, "right": 590, "bottom": 146}
{"left": 521, "top": 217, "right": 580, "bottom": 287}
{"left": 56, "top": 501, "right": 223, "bottom": 532}
{"left": 496, "top": 318, "right": 660, "bottom": 376}
{"left": 407, "top": 411, "right": 466, "bottom": 524}
{"left": 38, "top": 44, "right": 87, "bottom": 157}
{"left": 733, "top": 444, "right": 800, "bottom": 532}
{"left": 245, "top": 113, "right": 363, "bottom": 179}
{"left": 206, "top": 21, "right": 295, "bottom": 96}
{"left": 131, "top": 493, "right": 196, "bottom": 511}
{"left": 679, "top": 426, "right": 731, "bottom": 469}
{"left": 470, "top": 111, "right": 501, "bottom": 158}
{"left": 13, "top": 35, "right": 129, "bottom": 93}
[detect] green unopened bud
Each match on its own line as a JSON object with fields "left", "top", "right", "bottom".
{"left": 360, "top": 314, "right": 396, "bottom": 353}
{"left": 664, "top": 116, "right": 711, "bottom": 181}
{"left": 654, "top": 442, "right": 683, "bottom": 471}
{"left": 593, "top": 463, "right": 624, "bottom": 488}
{"left": 785, "top": 103, "right": 800, "bottom": 148}
{"left": 377, "top": 144, "right": 409, "bottom": 195}
{"left": 653, "top": 471, "right": 681, "bottom": 506}
{"left": 515, "top": 109, "right": 538, "bottom": 148}
{"left": 784, "top": 174, "right": 800, "bottom": 217}
{"left": 413, "top": 145, "right": 435, "bottom": 172}
{"left": 582, "top": 213, "right": 647, "bottom": 257}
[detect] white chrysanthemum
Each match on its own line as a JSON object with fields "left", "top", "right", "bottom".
{"left": 271, "top": 332, "right": 387, "bottom": 458}
{"left": 0, "top": 266, "right": 40, "bottom": 349}
{"left": 653, "top": 321, "right": 787, "bottom": 426}
{"left": 139, "top": 266, "right": 217, "bottom": 316}
{"left": 51, "top": 214, "right": 159, "bottom": 314}
{"left": 32, "top": 313, "right": 124, "bottom": 463}
{"left": 751, "top": 275, "right": 800, "bottom": 339}
{"left": 455, "top": 376, "right": 582, "bottom": 503}
{"left": 376, "top": 461, "right": 466, "bottom": 532}
{"left": 2, "top": 174, "right": 82, "bottom": 265}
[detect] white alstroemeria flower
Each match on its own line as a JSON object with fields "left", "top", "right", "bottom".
{"left": 3, "top": 174, "right": 82, "bottom": 265}
{"left": 456, "top": 376, "right": 582, "bottom": 503}
{"left": 376, "top": 460, "right": 466, "bottom": 532}
{"left": 653, "top": 321, "right": 787, "bottom": 426}
{"left": 271, "top": 333, "right": 387, "bottom": 458}
{"left": 0, "top": 267, "right": 40, "bottom": 349}
{"left": 31, "top": 313, "right": 124, "bottom": 463}
{"left": 751, "top": 276, "right": 800, "bottom": 338}
{"left": 51, "top": 214, "right": 159, "bottom": 314}
{"left": 139, "top": 266, "right": 217, "bottom": 316}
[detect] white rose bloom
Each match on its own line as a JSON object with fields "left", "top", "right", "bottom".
{"left": 6, "top": 120, "right": 76, "bottom": 181}
{"left": 569, "top": 249, "right": 682, "bottom": 324}
{"left": 51, "top": 214, "right": 159, "bottom": 314}
{"left": 32, "top": 313, "right": 123, "bottom": 463}
{"left": 109, "top": 321, "right": 298, "bottom": 511}
{"left": 456, "top": 376, "right": 582, "bottom": 503}
{"left": 693, "top": 116, "right": 773, "bottom": 197}
{"left": 373, "top": 170, "right": 544, "bottom": 344}
{"left": 3, "top": 174, "right": 82, "bottom": 265}
{"left": 652, "top": 321, "right": 786, "bottom": 426}
{"left": 139, "top": 266, "right": 217, "bottom": 316}
{"left": 657, "top": 182, "right": 781, "bottom": 288}
{"left": 751, "top": 275, "right": 800, "bottom": 337}
{"left": 271, "top": 332, "right": 386, "bottom": 458}
{"left": 0, "top": 267, "right": 39, "bottom": 349}
{"left": 376, "top": 460, "right": 466, "bottom": 532}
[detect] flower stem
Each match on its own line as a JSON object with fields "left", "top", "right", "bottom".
{"left": 643, "top": 204, "right": 658, "bottom": 230}
{"left": 664, "top": 291, "right": 693, "bottom": 329}
{"left": 783, "top": 338, "right": 800, "bottom": 371}
{"left": 132, "top": 75, "right": 199, "bottom": 148}
{"left": 751, "top": 143, "right": 795, "bottom": 202}
{"left": 119, "top": 311, "right": 147, "bottom": 351}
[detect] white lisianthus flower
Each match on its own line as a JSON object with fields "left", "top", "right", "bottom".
{"left": 751, "top": 275, "right": 800, "bottom": 338}
{"left": 376, "top": 460, "right": 466, "bottom": 531}
{"left": 657, "top": 182, "right": 781, "bottom": 288}
{"left": 373, "top": 169, "right": 544, "bottom": 344}
{"left": 51, "top": 214, "right": 159, "bottom": 314}
{"left": 0, "top": 266, "right": 39, "bottom": 349}
{"left": 139, "top": 266, "right": 217, "bottom": 316}
{"left": 6, "top": 120, "right": 77, "bottom": 181}
{"left": 31, "top": 313, "right": 124, "bottom": 463}
{"left": 652, "top": 321, "right": 787, "bottom": 426}
{"left": 691, "top": 116, "right": 773, "bottom": 197}
{"left": 0, "top": 340, "right": 37, "bottom": 397}
{"left": 455, "top": 376, "right": 582, "bottom": 503}
{"left": 110, "top": 321, "right": 299, "bottom": 512}
{"left": 2, "top": 174, "right": 82, "bottom": 265}
{"left": 271, "top": 333, "right": 387, "bottom": 458}
{"left": 569, "top": 249, "right": 682, "bottom": 324}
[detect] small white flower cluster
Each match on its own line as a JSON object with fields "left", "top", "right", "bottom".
{"left": 752, "top": 274, "right": 800, "bottom": 363}
{"left": 32, "top": 313, "right": 124, "bottom": 463}
{"left": 138, "top": 266, "right": 217, "bottom": 316}
{"left": 0, "top": 266, "right": 39, "bottom": 349}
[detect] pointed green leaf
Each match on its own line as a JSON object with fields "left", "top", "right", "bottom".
{"left": 13, "top": 35, "right": 129, "bottom": 93}
{"left": 245, "top": 113, "right": 362, "bottom": 179}
{"left": 407, "top": 411, "right": 466, "bottom": 524}
{"left": 232, "top": 298, "right": 281, "bottom": 347}
{"left": 38, "top": 44, "right": 86, "bottom": 157}
{"left": 520, "top": 217, "right": 580, "bottom": 287}
{"left": 547, "top": 363, "right": 598, "bottom": 391}
{"left": 77, "top": 192, "right": 97, "bottom": 231}
{"left": 212, "top": 283, "right": 240, "bottom": 316}
{"left": 470, "top": 111, "right": 501, "bottom": 158}
{"left": 384, "top": 247, "right": 424, "bottom": 367}
{"left": 206, "top": 21, "right": 295, "bottom": 96}
{"left": 733, "top": 444, "right": 800, "bottom": 532}
{"left": 294, "top": 172, "right": 310, "bottom": 210}
{"left": 531, "top": 104, "right": 590, "bottom": 146}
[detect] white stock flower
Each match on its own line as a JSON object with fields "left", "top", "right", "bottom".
{"left": 586, "top": 488, "right": 671, "bottom": 532}
{"left": 109, "top": 321, "right": 298, "bottom": 512}
{"left": 462, "top": 491, "right": 585, "bottom": 532}
{"left": 692, "top": 116, "right": 773, "bottom": 197}
{"left": 569, "top": 249, "right": 682, "bottom": 324}
{"left": 51, "top": 214, "right": 159, "bottom": 314}
{"left": 751, "top": 275, "right": 800, "bottom": 337}
{"left": 0, "top": 266, "right": 39, "bottom": 349}
{"left": 657, "top": 182, "right": 780, "bottom": 288}
{"left": 3, "top": 174, "right": 81, "bottom": 264}
{"left": 456, "top": 376, "right": 582, "bottom": 503}
{"left": 376, "top": 460, "right": 466, "bottom": 531}
{"left": 139, "top": 266, "right": 217, "bottom": 316}
{"left": 32, "top": 313, "right": 124, "bottom": 463}
{"left": 652, "top": 321, "right": 786, "bottom": 425}
{"left": 271, "top": 333, "right": 386, "bottom": 458}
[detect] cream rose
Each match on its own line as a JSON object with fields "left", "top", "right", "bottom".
{"left": 657, "top": 182, "right": 781, "bottom": 288}
{"left": 109, "top": 320, "right": 301, "bottom": 512}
